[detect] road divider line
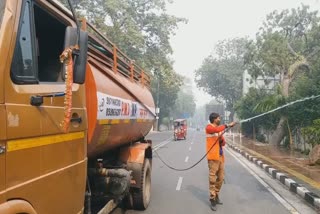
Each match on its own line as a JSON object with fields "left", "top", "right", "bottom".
{"left": 176, "top": 177, "right": 183, "bottom": 191}
{"left": 185, "top": 156, "right": 189, "bottom": 163}
{"left": 153, "top": 137, "right": 173, "bottom": 151}
{"left": 189, "top": 147, "right": 192, "bottom": 151}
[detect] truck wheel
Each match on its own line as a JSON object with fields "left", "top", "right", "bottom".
{"left": 132, "top": 158, "right": 151, "bottom": 210}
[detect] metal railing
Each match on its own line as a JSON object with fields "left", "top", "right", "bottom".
{"left": 85, "top": 21, "right": 151, "bottom": 89}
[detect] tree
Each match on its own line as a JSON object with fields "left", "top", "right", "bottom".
{"left": 235, "top": 88, "right": 279, "bottom": 139}
{"left": 152, "top": 67, "right": 183, "bottom": 120}
{"left": 286, "top": 59, "right": 320, "bottom": 142}
{"left": 191, "top": 105, "right": 207, "bottom": 128}
{"left": 59, "top": 0, "right": 187, "bottom": 121}
{"left": 172, "top": 77, "right": 196, "bottom": 119}
{"left": 61, "top": 0, "right": 186, "bottom": 70}
{"left": 244, "top": 4, "right": 320, "bottom": 145}
{"left": 302, "top": 119, "right": 320, "bottom": 147}
{"left": 195, "top": 38, "right": 249, "bottom": 120}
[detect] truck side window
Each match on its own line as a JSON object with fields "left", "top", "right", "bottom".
{"left": 0, "top": 1, "right": 5, "bottom": 27}
{"left": 11, "top": 1, "right": 67, "bottom": 84}
{"left": 11, "top": 0, "right": 38, "bottom": 84}
{"left": 34, "top": 4, "right": 66, "bottom": 82}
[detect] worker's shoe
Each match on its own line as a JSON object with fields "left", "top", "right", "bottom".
{"left": 210, "top": 199, "right": 217, "bottom": 211}
{"left": 216, "top": 195, "right": 223, "bottom": 205}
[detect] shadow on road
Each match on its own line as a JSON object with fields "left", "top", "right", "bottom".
{"left": 185, "top": 185, "right": 210, "bottom": 207}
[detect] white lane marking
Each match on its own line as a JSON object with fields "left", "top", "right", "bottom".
{"left": 153, "top": 137, "right": 173, "bottom": 151}
{"left": 176, "top": 177, "right": 183, "bottom": 191}
{"left": 185, "top": 156, "right": 189, "bottom": 163}
{"left": 226, "top": 148, "right": 299, "bottom": 214}
{"left": 189, "top": 147, "right": 192, "bottom": 151}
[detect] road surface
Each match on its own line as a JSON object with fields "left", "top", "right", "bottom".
{"left": 111, "top": 129, "right": 316, "bottom": 214}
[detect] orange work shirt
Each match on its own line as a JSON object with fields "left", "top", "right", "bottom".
{"left": 205, "top": 123, "right": 227, "bottom": 161}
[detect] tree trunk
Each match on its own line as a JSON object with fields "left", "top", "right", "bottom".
{"left": 287, "top": 119, "right": 294, "bottom": 150}
{"left": 282, "top": 74, "right": 290, "bottom": 97}
{"left": 270, "top": 73, "right": 290, "bottom": 145}
{"left": 270, "top": 116, "right": 287, "bottom": 145}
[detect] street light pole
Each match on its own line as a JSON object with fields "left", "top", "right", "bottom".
{"left": 154, "top": 70, "right": 160, "bottom": 131}
{"left": 156, "top": 74, "right": 160, "bottom": 131}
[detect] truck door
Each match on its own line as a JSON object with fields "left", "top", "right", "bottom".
{"left": 0, "top": 106, "right": 5, "bottom": 204}
{"left": 0, "top": 0, "right": 7, "bottom": 205}
{"left": 0, "top": 108, "right": 6, "bottom": 204}
{"left": 4, "top": 0, "right": 87, "bottom": 213}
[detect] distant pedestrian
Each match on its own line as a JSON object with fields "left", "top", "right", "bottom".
{"left": 205, "top": 112, "right": 236, "bottom": 211}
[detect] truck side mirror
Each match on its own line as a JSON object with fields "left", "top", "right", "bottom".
{"left": 64, "top": 26, "right": 88, "bottom": 84}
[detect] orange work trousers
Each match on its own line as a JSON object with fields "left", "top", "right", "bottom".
{"left": 208, "top": 156, "right": 224, "bottom": 200}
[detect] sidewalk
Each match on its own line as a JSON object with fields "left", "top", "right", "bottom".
{"left": 225, "top": 134, "right": 320, "bottom": 210}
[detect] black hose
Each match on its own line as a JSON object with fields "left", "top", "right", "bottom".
{"left": 154, "top": 129, "right": 227, "bottom": 171}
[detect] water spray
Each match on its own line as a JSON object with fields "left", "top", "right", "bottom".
{"left": 155, "top": 94, "right": 320, "bottom": 172}
{"left": 239, "top": 95, "right": 320, "bottom": 124}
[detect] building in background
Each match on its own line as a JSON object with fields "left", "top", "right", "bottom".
{"left": 243, "top": 70, "right": 280, "bottom": 95}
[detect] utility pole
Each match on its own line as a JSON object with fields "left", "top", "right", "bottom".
{"left": 154, "top": 69, "right": 160, "bottom": 131}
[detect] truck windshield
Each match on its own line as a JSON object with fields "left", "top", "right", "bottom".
{"left": 0, "top": 1, "right": 5, "bottom": 30}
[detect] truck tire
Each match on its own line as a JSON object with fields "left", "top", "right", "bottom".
{"left": 132, "top": 158, "right": 151, "bottom": 210}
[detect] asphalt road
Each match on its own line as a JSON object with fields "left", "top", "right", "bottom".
{"left": 111, "top": 129, "right": 316, "bottom": 214}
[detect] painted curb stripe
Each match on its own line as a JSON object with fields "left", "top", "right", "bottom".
{"left": 285, "top": 178, "right": 295, "bottom": 188}
{"left": 232, "top": 144, "right": 320, "bottom": 189}
{"left": 227, "top": 142, "right": 320, "bottom": 210}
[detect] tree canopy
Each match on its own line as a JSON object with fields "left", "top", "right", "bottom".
{"left": 234, "top": 4, "right": 320, "bottom": 146}
{"left": 194, "top": 4, "right": 320, "bottom": 147}
{"left": 59, "top": 0, "right": 186, "bottom": 121}
{"left": 195, "top": 38, "right": 248, "bottom": 119}
{"left": 172, "top": 78, "right": 196, "bottom": 119}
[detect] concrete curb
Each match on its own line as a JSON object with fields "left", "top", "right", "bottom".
{"left": 228, "top": 143, "right": 320, "bottom": 210}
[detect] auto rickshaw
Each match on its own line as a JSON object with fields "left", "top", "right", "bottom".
{"left": 173, "top": 119, "right": 187, "bottom": 140}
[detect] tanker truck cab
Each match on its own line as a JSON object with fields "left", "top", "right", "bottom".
{"left": 0, "top": 0, "right": 154, "bottom": 213}
{"left": 0, "top": 0, "right": 88, "bottom": 213}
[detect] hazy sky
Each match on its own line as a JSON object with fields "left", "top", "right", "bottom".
{"left": 167, "top": 0, "right": 320, "bottom": 107}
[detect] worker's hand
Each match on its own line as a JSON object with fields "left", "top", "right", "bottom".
{"left": 228, "top": 122, "right": 236, "bottom": 127}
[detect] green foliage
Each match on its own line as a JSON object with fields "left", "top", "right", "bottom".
{"left": 195, "top": 38, "right": 249, "bottom": 115}
{"left": 245, "top": 5, "right": 320, "bottom": 84}
{"left": 286, "top": 54, "right": 320, "bottom": 129}
{"left": 239, "top": 5, "right": 320, "bottom": 145}
{"left": 66, "top": 0, "right": 187, "bottom": 71}
{"left": 256, "top": 133, "right": 267, "bottom": 143}
{"left": 235, "top": 88, "right": 278, "bottom": 136}
{"left": 59, "top": 0, "right": 186, "bottom": 120}
{"left": 152, "top": 68, "right": 183, "bottom": 119}
{"left": 172, "top": 78, "right": 196, "bottom": 119}
{"left": 190, "top": 105, "right": 207, "bottom": 128}
{"left": 302, "top": 119, "right": 320, "bottom": 146}
{"left": 253, "top": 86, "right": 286, "bottom": 113}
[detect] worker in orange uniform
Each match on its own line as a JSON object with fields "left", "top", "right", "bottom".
{"left": 206, "top": 112, "right": 236, "bottom": 211}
